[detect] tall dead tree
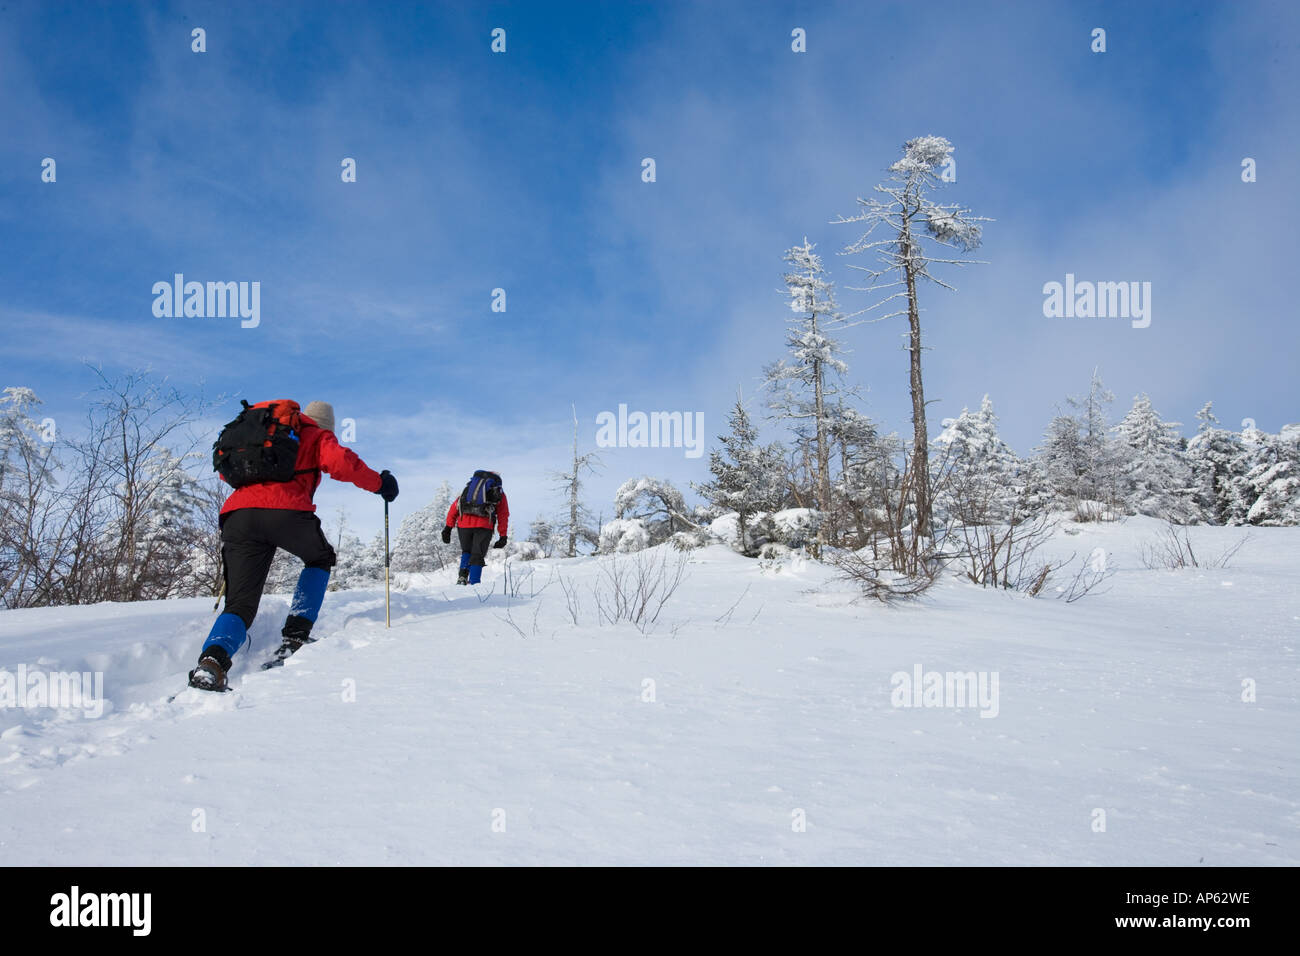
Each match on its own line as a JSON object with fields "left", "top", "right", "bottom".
{"left": 833, "top": 136, "right": 988, "bottom": 538}
{"left": 553, "top": 403, "right": 601, "bottom": 557}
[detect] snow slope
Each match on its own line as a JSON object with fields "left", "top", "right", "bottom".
{"left": 1, "top": 517, "right": 1296, "bottom": 865}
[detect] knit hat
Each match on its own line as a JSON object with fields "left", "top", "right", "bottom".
{"left": 304, "top": 401, "right": 335, "bottom": 433}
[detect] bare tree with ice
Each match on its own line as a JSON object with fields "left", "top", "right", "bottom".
{"left": 833, "top": 136, "right": 989, "bottom": 538}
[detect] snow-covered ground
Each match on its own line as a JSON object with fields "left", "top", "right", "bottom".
{"left": 1, "top": 516, "right": 1295, "bottom": 865}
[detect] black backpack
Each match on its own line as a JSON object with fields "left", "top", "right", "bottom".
{"left": 212, "top": 399, "right": 304, "bottom": 488}
{"left": 459, "top": 470, "right": 503, "bottom": 518}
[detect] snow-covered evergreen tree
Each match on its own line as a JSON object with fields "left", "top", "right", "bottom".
{"left": 694, "top": 398, "right": 785, "bottom": 556}
{"left": 932, "top": 395, "right": 1022, "bottom": 524}
{"left": 1240, "top": 459, "right": 1300, "bottom": 525}
{"left": 762, "top": 239, "right": 850, "bottom": 550}
{"left": 130, "top": 450, "right": 209, "bottom": 598}
{"left": 1113, "top": 394, "right": 1194, "bottom": 521}
{"left": 1194, "top": 402, "right": 1217, "bottom": 432}
{"left": 317, "top": 510, "right": 379, "bottom": 590}
{"left": 1071, "top": 370, "right": 1121, "bottom": 505}
{"left": 358, "top": 531, "right": 388, "bottom": 579}
{"left": 1037, "top": 370, "right": 1122, "bottom": 514}
{"left": 264, "top": 547, "right": 302, "bottom": 594}
{"left": 1038, "top": 413, "right": 1085, "bottom": 506}
{"left": 526, "top": 516, "right": 560, "bottom": 557}
{"left": 329, "top": 530, "right": 373, "bottom": 590}
{"left": 0, "top": 387, "right": 52, "bottom": 487}
{"left": 829, "top": 403, "right": 896, "bottom": 546}
{"left": 0, "top": 387, "right": 60, "bottom": 608}
{"left": 393, "top": 480, "right": 459, "bottom": 572}
{"left": 1230, "top": 423, "right": 1300, "bottom": 526}
{"left": 1015, "top": 453, "right": 1055, "bottom": 517}
{"left": 1186, "top": 402, "right": 1247, "bottom": 524}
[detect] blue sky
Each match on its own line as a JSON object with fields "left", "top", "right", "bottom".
{"left": 2, "top": 0, "right": 1297, "bottom": 537}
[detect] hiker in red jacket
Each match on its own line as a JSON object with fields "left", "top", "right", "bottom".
{"left": 189, "top": 400, "right": 399, "bottom": 691}
{"left": 440, "top": 470, "right": 508, "bottom": 585}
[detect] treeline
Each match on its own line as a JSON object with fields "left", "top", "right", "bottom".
{"left": 590, "top": 373, "right": 1299, "bottom": 565}
{"left": 4, "top": 366, "right": 1295, "bottom": 612}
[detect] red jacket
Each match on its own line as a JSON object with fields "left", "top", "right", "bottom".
{"left": 445, "top": 492, "right": 509, "bottom": 537}
{"left": 220, "top": 417, "right": 382, "bottom": 515}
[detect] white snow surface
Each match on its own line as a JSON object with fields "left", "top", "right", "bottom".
{"left": 0, "top": 517, "right": 1296, "bottom": 865}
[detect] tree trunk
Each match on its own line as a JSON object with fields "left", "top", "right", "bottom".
{"left": 812, "top": 368, "right": 828, "bottom": 558}
{"left": 901, "top": 216, "right": 932, "bottom": 538}
{"left": 809, "top": 286, "right": 829, "bottom": 559}
{"left": 568, "top": 408, "right": 579, "bottom": 558}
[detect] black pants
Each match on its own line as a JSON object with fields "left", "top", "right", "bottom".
{"left": 458, "top": 527, "right": 493, "bottom": 568}
{"left": 221, "top": 508, "right": 336, "bottom": 628}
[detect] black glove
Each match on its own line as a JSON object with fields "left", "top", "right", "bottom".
{"left": 493, "top": 536, "right": 507, "bottom": 549}
{"left": 441, "top": 526, "right": 452, "bottom": 544}
{"left": 377, "top": 470, "right": 399, "bottom": 502}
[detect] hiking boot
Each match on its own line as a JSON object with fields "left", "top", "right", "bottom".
{"left": 270, "top": 614, "right": 317, "bottom": 663}
{"left": 456, "top": 568, "right": 469, "bottom": 585}
{"left": 188, "top": 647, "right": 232, "bottom": 692}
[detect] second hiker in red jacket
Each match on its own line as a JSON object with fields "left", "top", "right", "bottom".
{"left": 441, "top": 469, "right": 509, "bottom": 585}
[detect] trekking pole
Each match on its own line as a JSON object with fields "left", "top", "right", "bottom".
{"left": 384, "top": 499, "right": 391, "bottom": 628}
{"left": 212, "top": 552, "right": 226, "bottom": 613}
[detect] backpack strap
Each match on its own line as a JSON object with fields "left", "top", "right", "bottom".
{"left": 298, "top": 466, "right": 322, "bottom": 495}
{"left": 292, "top": 424, "right": 320, "bottom": 483}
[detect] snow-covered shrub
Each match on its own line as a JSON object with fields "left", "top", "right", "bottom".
{"left": 489, "top": 540, "right": 545, "bottom": 564}
{"left": 708, "top": 509, "right": 817, "bottom": 554}
{"left": 708, "top": 511, "right": 763, "bottom": 553}
{"left": 707, "top": 513, "right": 742, "bottom": 550}
{"left": 770, "top": 508, "right": 820, "bottom": 548}
{"left": 508, "top": 540, "right": 545, "bottom": 561}
{"left": 747, "top": 511, "right": 779, "bottom": 548}
{"left": 757, "top": 542, "right": 810, "bottom": 573}
{"left": 668, "top": 530, "right": 709, "bottom": 551}
{"left": 1071, "top": 499, "right": 1122, "bottom": 523}
{"left": 598, "top": 518, "right": 650, "bottom": 554}
{"left": 613, "top": 476, "right": 699, "bottom": 545}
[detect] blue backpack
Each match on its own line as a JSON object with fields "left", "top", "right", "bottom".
{"left": 460, "top": 470, "right": 503, "bottom": 518}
